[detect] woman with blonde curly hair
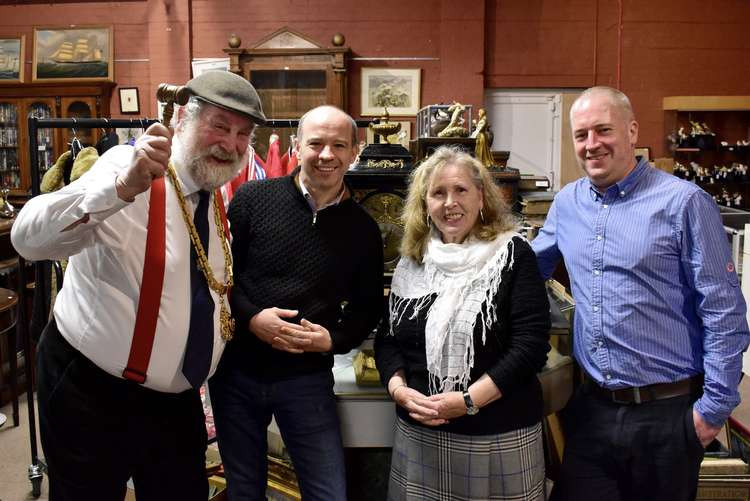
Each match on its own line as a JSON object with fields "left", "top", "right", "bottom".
{"left": 375, "top": 146, "right": 551, "bottom": 500}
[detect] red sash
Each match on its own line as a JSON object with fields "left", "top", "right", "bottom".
{"left": 122, "top": 182, "right": 229, "bottom": 384}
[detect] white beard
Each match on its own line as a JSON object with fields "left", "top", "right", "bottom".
{"left": 172, "top": 125, "right": 247, "bottom": 191}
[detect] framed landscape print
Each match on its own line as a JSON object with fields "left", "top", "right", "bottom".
{"left": 361, "top": 68, "right": 421, "bottom": 116}
{"left": 32, "top": 25, "right": 113, "bottom": 82}
{"left": 0, "top": 36, "right": 25, "bottom": 83}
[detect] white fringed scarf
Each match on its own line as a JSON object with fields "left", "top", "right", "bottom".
{"left": 389, "top": 231, "right": 519, "bottom": 394}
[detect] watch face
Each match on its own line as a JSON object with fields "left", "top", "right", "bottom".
{"left": 360, "top": 191, "right": 405, "bottom": 271}
{"left": 467, "top": 406, "right": 479, "bottom": 416}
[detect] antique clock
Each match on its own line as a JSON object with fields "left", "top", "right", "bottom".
{"left": 360, "top": 191, "right": 405, "bottom": 272}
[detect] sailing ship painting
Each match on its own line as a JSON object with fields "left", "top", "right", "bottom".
{"left": 0, "top": 37, "right": 24, "bottom": 82}
{"left": 33, "top": 27, "right": 112, "bottom": 81}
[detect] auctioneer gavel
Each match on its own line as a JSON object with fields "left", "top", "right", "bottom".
{"left": 156, "top": 83, "right": 192, "bottom": 126}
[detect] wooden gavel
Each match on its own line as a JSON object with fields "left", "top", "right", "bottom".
{"left": 156, "top": 83, "right": 192, "bottom": 126}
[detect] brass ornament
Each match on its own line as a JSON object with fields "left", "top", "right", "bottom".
{"left": 165, "top": 164, "right": 235, "bottom": 341}
{"left": 228, "top": 33, "right": 242, "bottom": 48}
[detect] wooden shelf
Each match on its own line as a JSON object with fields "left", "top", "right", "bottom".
{"left": 663, "top": 96, "right": 750, "bottom": 111}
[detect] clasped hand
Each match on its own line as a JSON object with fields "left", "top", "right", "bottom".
{"left": 392, "top": 388, "right": 468, "bottom": 426}
{"left": 250, "top": 307, "right": 332, "bottom": 354}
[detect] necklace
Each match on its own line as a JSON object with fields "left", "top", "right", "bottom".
{"left": 165, "top": 164, "right": 235, "bottom": 341}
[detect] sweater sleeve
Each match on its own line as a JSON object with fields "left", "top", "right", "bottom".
{"left": 327, "top": 215, "right": 384, "bottom": 354}
{"left": 485, "top": 239, "right": 551, "bottom": 395}
{"left": 227, "top": 186, "right": 262, "bottom": 330}
{"left": 374, "top": 316, "right": 406, "bottom": 386}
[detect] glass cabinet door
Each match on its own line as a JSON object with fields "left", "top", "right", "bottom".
{"left": 249, "top": 69, "right": 328, "bottom": 159}
{"left": 27, "top": 101, "right": 55, "bottom": 179}
{"left": 0, "top": 101, "right": 20, "bottom": 189}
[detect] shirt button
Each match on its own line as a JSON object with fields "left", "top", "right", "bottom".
{"left": 596, "top": 235, "right": 602, "bottom": 240}
{"left": 619, "top": 191, "right": 625, "bottom": 197}
{"left": 594, "top": 269, "right": 600, "bottom": 275}
{"left": 598, "top": 340, "right": 603, "bottom": 347}
{"left": 603, "top": 204, "right": 609, "bottom": 208}
{"left": 606, "top": 374, "right": 612, "bottom": 380}
{"left": 593, "top": 306, "right": 599, "bottom": 312}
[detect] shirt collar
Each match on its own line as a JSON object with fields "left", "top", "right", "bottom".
{"left": 588, "top": 156, "right": 650, "bottom": 201}
{"left": 173, "top": 159, "right": 202, "bottom": 198}
{"left": 296, "top": 173, "right": 346, "bottom": 212}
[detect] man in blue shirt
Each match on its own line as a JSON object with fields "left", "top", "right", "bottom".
{"left": 532, "top": 86, "right": 750, "bottom": 501}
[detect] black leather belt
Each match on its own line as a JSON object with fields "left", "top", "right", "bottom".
{"left": 584, "top": 374, "right": 704, "bottom": 404}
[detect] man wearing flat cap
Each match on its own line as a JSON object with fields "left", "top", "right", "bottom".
{"left": 12, "top": 70, "right": 265, "bottom": 501}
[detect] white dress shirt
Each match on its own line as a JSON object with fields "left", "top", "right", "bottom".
{"left": 11, "top": 144, "right": 228, "bottom": 393}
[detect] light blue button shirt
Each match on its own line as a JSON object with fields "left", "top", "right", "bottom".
{"left": 532, "top": 157, "right": 750, "bottom": 426}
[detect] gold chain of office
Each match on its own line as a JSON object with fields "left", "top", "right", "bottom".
{"left": 165, "top": 163, "right": 235, "bottom": 341}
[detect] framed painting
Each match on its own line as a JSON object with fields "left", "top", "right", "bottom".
{"left": 361, "top": 68, "right": 421, "bottom": 116}
{"left": 119, "top": 87, "right": 140, "bottom": 114}
{"left": 0, "top": 36, "right": 25, "bottom": 83}
{"left": 32, "top": 25, "right": 113, "bottom": 82}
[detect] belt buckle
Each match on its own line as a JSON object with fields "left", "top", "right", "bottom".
{"left": 611, "top": 387, "right": 641, "bottom": 405}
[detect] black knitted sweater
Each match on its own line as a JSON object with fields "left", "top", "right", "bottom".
{"left": 222, "top": 172, "right": 384, "bottom": 379}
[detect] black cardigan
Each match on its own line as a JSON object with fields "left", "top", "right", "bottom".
{"left": 223, "top": 173, "right": 384, "bottom": 379}
{"left": 374, "top": 237, "right": 551, "bottom": 435}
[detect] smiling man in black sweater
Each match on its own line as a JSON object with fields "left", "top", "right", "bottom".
{"left": 209, "top": 105, "right": 383, "bottom": 501}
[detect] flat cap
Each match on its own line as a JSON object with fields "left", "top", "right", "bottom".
{"left": 186, "top": 70, "right": 266, "bottom": 124}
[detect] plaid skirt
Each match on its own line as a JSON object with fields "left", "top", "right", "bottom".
{"left": 388, "top": 417, "right": 545, "bottom": 501}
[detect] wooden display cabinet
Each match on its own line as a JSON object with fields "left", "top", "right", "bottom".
{"left": 663, "top": 96, "right": 750, "bottom": 210}
{"left": 0, "top": 81, "right": 114, "bottom": 196}
{"left": 225, "top": 27, "right": 350, "bottom": 159}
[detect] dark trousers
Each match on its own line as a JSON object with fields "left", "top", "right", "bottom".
{"left": 37, "top": 319, "right": 209, "bottom": 501}
{"left": 209, "top": 364, "right": 346, "bottom": 501}
{"left": 551, "top": 383, "right": 705, "bottom": 501}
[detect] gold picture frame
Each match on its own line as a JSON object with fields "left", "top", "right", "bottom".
{"left": 0, "top": 36, "right": 25, "bottom": 83}
{"left": 361, "top": 68, "right": 421, "bottom": 116}
{"left": 32, "top": 25, "right": 113, "bottom": 82}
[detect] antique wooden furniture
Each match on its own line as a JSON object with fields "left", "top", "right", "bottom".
{"left": 0, "top": 81, "right": 114, "bottom": 196}
{"left": 225, "top": 27, "right": 350, "bottom": 159}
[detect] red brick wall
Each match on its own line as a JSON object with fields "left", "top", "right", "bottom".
{"left": 486, "top": 0, "right": 750, "bottom": 156}
{"left": 2, "top": 0, "right": 750, "bottom": 156}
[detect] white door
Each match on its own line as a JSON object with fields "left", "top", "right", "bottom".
{"left": 485, "top": 90, "right": 562, "bottom": 190}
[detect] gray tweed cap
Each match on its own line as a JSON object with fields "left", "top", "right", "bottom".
{"left": 186, "top": 70, "right": 266, "bottom": 124}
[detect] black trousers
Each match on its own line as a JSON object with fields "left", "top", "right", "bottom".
{"left": 37, "top": 319, "right": 208, "bottom": 501}
{"left": 551, "top": 383, "right": 705, "bottom": 501}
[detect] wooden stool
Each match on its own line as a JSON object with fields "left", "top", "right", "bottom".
{"left": 0, "top": 287, "right": 19, "bottom": 426}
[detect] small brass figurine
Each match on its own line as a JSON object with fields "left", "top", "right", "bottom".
{"left": 0, "top": 188, "right": 14, "bottom": 218}
{"left": 471, "top": 108, "right": 495, "bottom": 169}
{"left": 437, "top": 102, "right": 469, "bottom": 138}
{"left": 368, "top": 107, "right": 402, "bottom": 144}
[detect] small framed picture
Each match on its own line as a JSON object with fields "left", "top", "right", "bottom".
{"left": 0, "top": 36, "right": 25, "bottom": 83}
{"left": 635, "top": 146, "right": 651, "bottom": 161}
{"left": 119, "top": 87, "right": 140, "bottom": 114}
{"left": 361, "top": 68, "right": 421, "bottom": 116}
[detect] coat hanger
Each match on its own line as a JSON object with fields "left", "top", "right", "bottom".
{"left": 69, "top": 118, "right": 83, "bottom": 160}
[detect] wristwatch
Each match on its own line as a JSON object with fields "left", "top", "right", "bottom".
{"left": 463, "top": 391, "right": 479, "bottom": 415}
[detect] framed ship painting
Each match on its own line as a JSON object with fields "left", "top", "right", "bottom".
{"left": 32, "top": 26, "right": 113, "bottom": 82}
{"left": 0, "top": 36, "right": 25, "bottom": 83}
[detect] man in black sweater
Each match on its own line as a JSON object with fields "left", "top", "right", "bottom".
{"left": 210, "top": 105, "right": 384, "bottom": 500}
